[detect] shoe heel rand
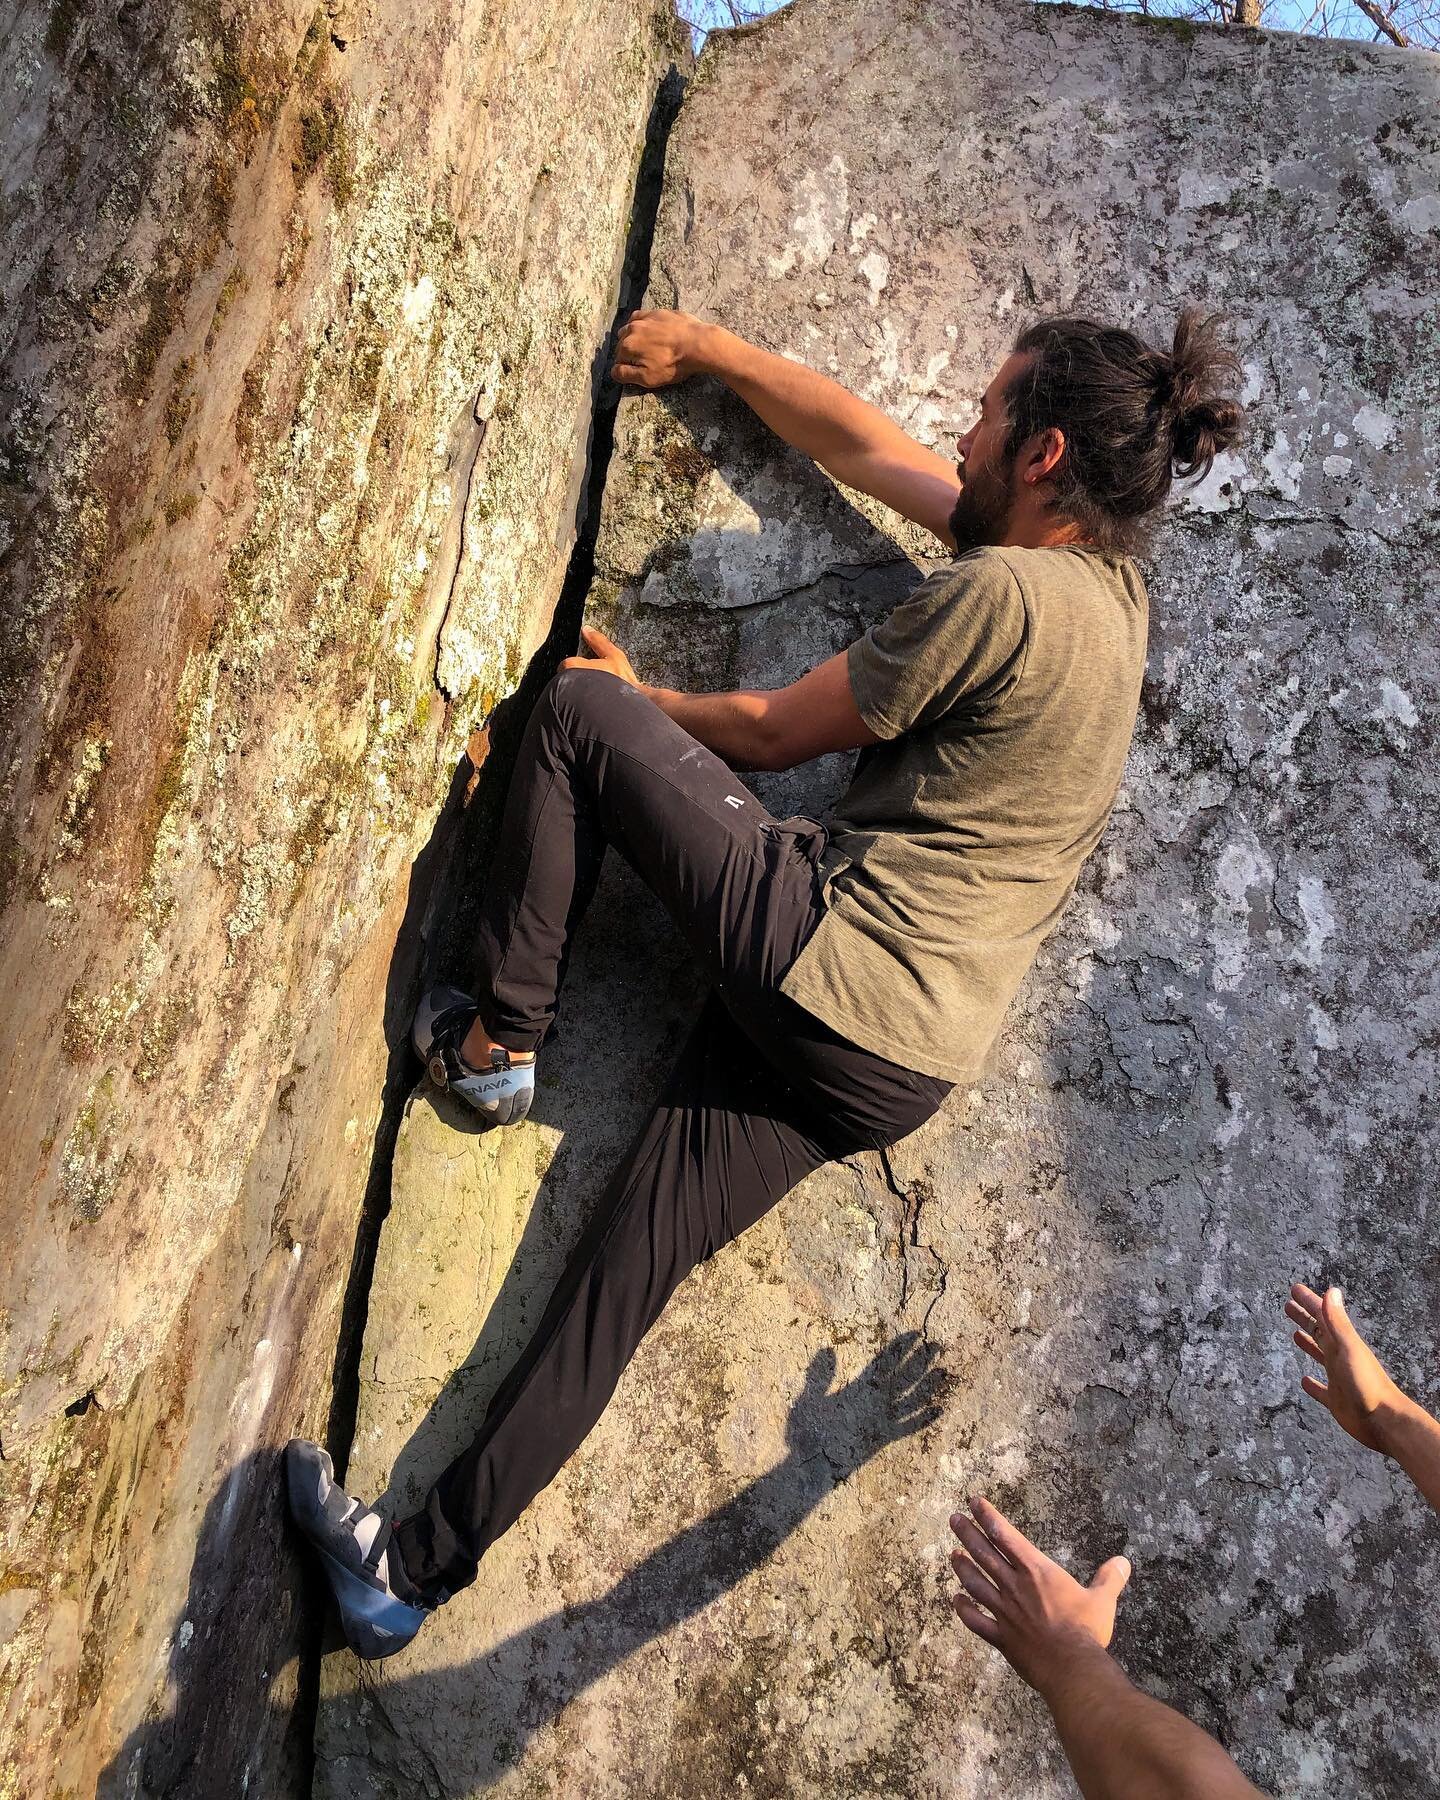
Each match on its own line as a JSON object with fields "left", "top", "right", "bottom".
{"left": 315, "top": 1545, "right": 426, "bottom": 1660}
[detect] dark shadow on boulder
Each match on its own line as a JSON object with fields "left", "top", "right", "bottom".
{"left": 94, "top": 1445, "right": 324, "bottom": 1799}
{"left": 98, "top": 1336, "right": 943, "bottom": 1795}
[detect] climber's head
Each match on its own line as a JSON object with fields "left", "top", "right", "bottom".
{"left": 949, "top": 310, "right": 1244, "bottom": 556}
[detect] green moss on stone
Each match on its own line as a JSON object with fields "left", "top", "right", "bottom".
{"left": 0, "top": 824, "right": 23, "bottom": 917}
{"left": 164, "top": 359, "right": 194, "bottom": 447}
{"left": 39, "top": 615, "right": 116, "bottom": 791}
{"left": 1136, "top": 9, "right": 1200, "bottom": 40}
{"left": 347, "top": 302, "right": 386, "bottom": 406}
{"left": 44, "top": 0, "right": 82, "bottom": 62}
{"left": 125, "top": 271, "right": 182, "bottom": 400}
{"left": 294, "top": 90, "right": 354, "bottom": 204}
{"left": 143, "top": 715, "right": 191, "bottom": 862}
{"left": 235, "top": 348, "right": 268, "bottom": 452}
{"left": 202, "top": 1, "right": 260, "bottom": 120}
{"left": 283, "top": 748, "right": 367, "bottom": 903}
{"left": 60, "top": 1072, "right": 127, "bottom": 1221}
{"left": 133, "top": 990, "right": 195, "bottom": 1085}
{"left": 206, "top": 264, "right": 247, "bottom": 354}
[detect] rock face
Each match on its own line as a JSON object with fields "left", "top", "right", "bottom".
{"left": 0, "top": 1, "right": 680, "bottom": 1791}
{"left": 325, "top": 1, "right": 1440, "bottom": 1795}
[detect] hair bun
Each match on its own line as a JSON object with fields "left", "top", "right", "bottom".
{"left": 1165, "top": 309, "right": 1244, "bottom": 479}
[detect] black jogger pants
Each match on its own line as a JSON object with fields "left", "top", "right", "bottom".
{"left": 392, "top": 669, "right": 949, "bottom": 1602}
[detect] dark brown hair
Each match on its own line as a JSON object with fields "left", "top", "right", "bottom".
{"left": 1003, "top": 310, "right": 1245, "bottom": 555}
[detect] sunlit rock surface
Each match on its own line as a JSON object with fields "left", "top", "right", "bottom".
{"left": 327, "top": 1, "right": 1440, "bottom": 1794}
{"left": 0, "top": 1, "right": 679, "bottom": 1790}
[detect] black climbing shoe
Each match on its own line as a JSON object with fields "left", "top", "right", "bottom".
{"left": 284, "top": 1440, "right": 431, "bottom": 1661}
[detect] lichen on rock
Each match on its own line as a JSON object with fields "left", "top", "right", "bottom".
{"left": 0, "top": 0, "right": 683, "bottom": 1790}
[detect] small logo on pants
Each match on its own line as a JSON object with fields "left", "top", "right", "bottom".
{"left": 724, "top": 796, "right": 745, "bottom": 809}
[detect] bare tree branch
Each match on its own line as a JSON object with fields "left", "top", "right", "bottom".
{"left": 1352, "top": 0, "right": 1411, "bottom": 40}
{"left": 681, "top": 0, "right": 1436, "bottom": 58}
{"left": 1057, "top": 0, "right": 1435, "bottom": 50}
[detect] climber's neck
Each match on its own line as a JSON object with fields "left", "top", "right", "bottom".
{"left": 998, "top": 488, "right": 1093, "bottom": 552}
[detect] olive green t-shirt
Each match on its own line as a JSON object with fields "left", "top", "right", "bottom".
{"left": 780, "top": 544, "right": 1148, "bottom": 1082}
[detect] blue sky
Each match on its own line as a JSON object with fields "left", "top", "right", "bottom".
{"left": 681, "top": 0, "right": 1421, "bottom": 51}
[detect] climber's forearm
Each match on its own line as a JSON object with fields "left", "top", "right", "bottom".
{"left": 644, "top": 649, "right": 876, "bottom": 774}
{"left": 643, "top": 685, "right": 786, "bottom": 771}
{"left": 695, "top": 324, "right": 962, "bottom": 542}
{"left": 697, "top": 321, "right": 904, "bottom": 470}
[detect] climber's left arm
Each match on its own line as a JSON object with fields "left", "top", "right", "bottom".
{"left": 561, "top": 625, "right": 877, "bottom": 772}
{"left": 612, "top": 310, "right": 964, "bottom": 546}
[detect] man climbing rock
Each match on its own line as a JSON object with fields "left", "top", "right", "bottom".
{"left": 287, "top": 306, "right": 1243, "bottom": 1657}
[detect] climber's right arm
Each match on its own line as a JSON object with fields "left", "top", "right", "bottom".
{"left": 611, "top": 310, "right": 963, "bottom": 549}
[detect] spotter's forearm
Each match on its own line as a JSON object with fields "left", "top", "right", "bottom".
{"left": 1377, "top": 1394, "right": 1440, "bottom": 1514}
{"left": 1039, "top": 1639, "right": 1265, "bottom": 1800}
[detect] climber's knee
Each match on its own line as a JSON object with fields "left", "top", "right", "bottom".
{"left": 543, "top": 663, "right": 637, "bottom": 747}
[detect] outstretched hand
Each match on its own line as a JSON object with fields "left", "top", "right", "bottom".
{"left": 561, "top": 624, "right": 641, "bottom": 688}
{"left": 1285, "top": 1282, "right": 1410, "bottom": 1452}
{"left": 949, "top": 1498, "right": 1131, "bottom": 1694}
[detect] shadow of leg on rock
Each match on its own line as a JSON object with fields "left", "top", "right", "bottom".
{"left": 329, "top": 1334, "right": 948, "bottom": 1792}
{"left": 370, "top": 1084, "right": 604, "bottom": 1518}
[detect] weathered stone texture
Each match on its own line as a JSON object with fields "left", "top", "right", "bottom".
{"left": 332, "top": 1, "right": 1440, "bottom": 1795}
{"left": 0, "top": 0, "right": 679, "bottom": 1791}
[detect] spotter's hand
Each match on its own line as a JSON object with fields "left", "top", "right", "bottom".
{"left": 561, "top": 624, "right": 641, "bottom": 689}
{"left": 1285, "top": 1282, "right": 1410, "bottom": 1453}
{"left": 949, "top": 1497, "right": 1131, "bottom": 1692}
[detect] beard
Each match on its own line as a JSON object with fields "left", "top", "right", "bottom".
{"left": 947, "top": 450, "right": 1014, "bottom": 551}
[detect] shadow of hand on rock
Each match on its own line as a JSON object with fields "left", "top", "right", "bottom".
{"left": 783, "top": 1331, "right": 946, "bottom": 1469}
{"left": 553, "top": 1331, "right": 946, "bottom": 1648}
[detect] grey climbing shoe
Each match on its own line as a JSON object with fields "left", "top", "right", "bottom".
{"left": 284, "top": 1440, "right": 430, "bottom": 1661}
{"left": 411, "top": 984, "right": 535, "bottom": 1125}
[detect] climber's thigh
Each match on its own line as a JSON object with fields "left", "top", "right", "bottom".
{"left": 547, "top": 668, "right": 824, "bottom": 992}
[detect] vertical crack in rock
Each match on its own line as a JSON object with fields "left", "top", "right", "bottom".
{"left": 291, "top": 58, "right": 688, "bottom": 1782}
{"left": 877, "top": 1144, "right": 945, "bottom": 1331}
{"left": 545, "top": 64, "right": 689, "bottom": 670}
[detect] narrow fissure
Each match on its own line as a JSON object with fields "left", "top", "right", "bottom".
{"left": 289, "top": 57, "right": 687, "bottom": 1792}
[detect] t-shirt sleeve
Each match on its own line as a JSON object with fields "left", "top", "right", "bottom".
{"left": 845, "top": 553, "right": 1028, "bottom": 740}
